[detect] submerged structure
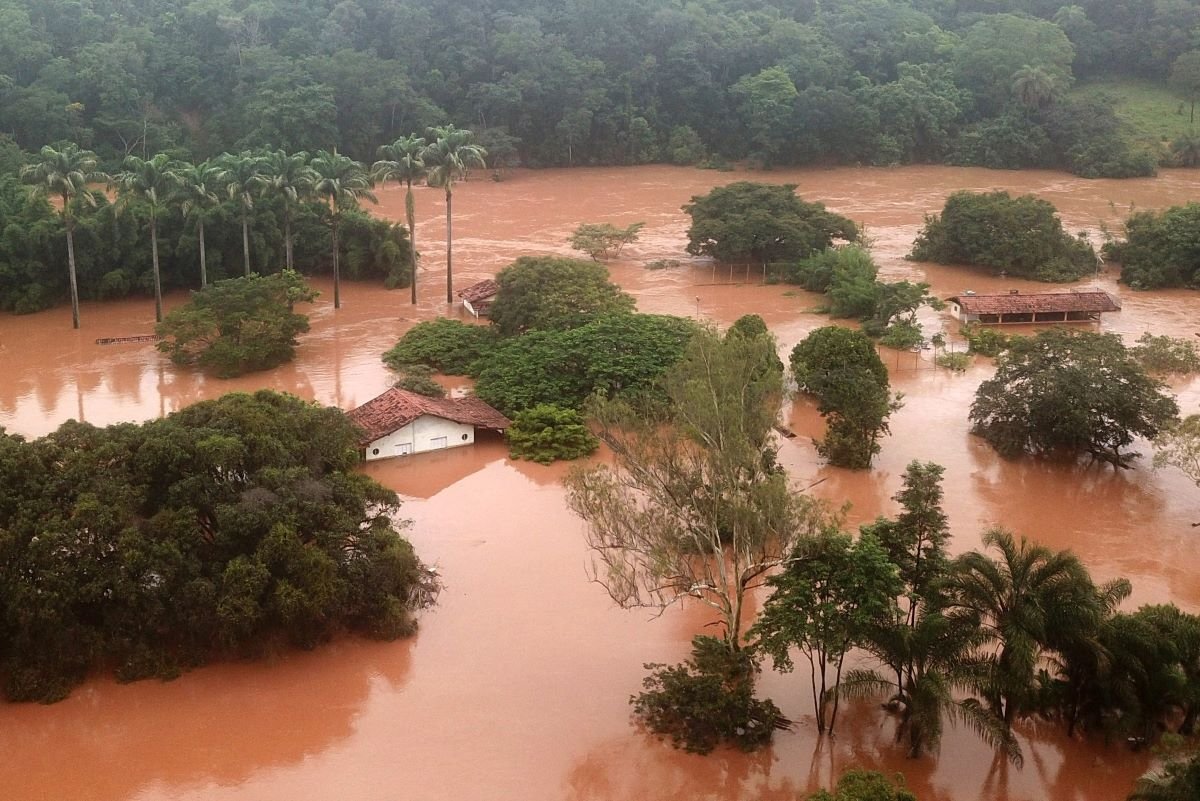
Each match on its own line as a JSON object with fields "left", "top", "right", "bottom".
{"left": 946, "top": 289, "right": 1120, "bottom": 325}
{"left": 457, "top": 278, "right": 499, "bottom": 318}
{"left": 349, "top": 387, "right": 510, "bottom": 460}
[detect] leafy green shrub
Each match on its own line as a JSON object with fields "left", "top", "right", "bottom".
{"left": 632, "top": 636, "right": 784, "bottom": 754}
{"left": 568, "top": 222, "right": 643, "bottom": 261}
{"left": 645, "top": 259, "right": 680, "bottom": 270}
{"left": 910, "top": 191, "right": 1097, "bottom": 282}
{"left": 807, "top": 770, "right": 918, "bottom": 801}
{"left": 506, "top": 404, "right": 599, "bottom": 464}
{"left": 961, "top": 324, "right": 1016, "bottom": 357}
{"left": 473, "top": 313, "right": 697, "bottom": 416}
{"left": 1105, "top": 203, "right": 1200, "bottom": 290}
{"left": 383, "top": 318, "right": 498, "bottom": 375}
{"left": 935, "top": 352, "right": 971, "bottom": 372}
{"left": 1130, "top": 333, "right": 1200, "bottom": 374}
{"left": 391, "top": 364, "right": 446, "bottom": 397}
{"left": 156, "top": 270, "right": 317, "bottom": 378}
{"left": 879, "top": 320, "right": 924, "bottom": 350}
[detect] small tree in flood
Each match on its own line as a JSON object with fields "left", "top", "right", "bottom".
{"left": 565, "top": 327, "right": 821, "bottom": 652}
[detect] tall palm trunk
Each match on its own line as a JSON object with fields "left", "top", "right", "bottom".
{"left": 64, "top": 215, "right": 80, "bottom": 330}
{"left": 445, "top": 185, "right": 453, "bottom": 303}
{"left": 198, "top": 219, "right": 207, "bottom": 287}
{"left": 333, "top": 212, "right": 343, "bottom": 309}
{"left": 150, "top": 214, "right": 162, "bottom": 322}
{"left": 241, "top": 208, "right": 251, "bottom": 276}
{"left": 284, "top": 206, "right": 294, "bottom": 271}
{"left": 406, "top": 180, "right": 417, "bottom": 304}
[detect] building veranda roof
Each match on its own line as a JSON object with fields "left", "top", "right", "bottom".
{"left": 946, "top": 290, "right": 1121, "bottom": 316}
{"left": 348, "top": 388, "right": 511, "bottom": 443}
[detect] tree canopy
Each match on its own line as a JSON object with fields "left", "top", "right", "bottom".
{"left": 0, "top": 390, "right": 428, "bottom": 703}
{"left": 684, "top": 183, "right": 859, "bottom": 265}
{"left": 1104, "top": 203, "right": 1200, "bottom": 290}
{"left": 969, "top": 329, "right": 1179, "bottom": 466}
{"left": 156, "top": 270, "right": 318, "bottom": 378}
{"left": 910, "top": 191, "right": 1097, "bottom": 282}
{"left": 487, "top": 255, "right": 635, "bottom": 336}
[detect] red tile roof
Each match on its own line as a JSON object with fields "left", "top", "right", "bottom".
{"left": 347, "top": 388, "right": 511, "bottom": 443}
{"left": 947, "top": 290, "right": 1120, "bottom": 316}
{"left": 457, "top": 279, "right": 499, "bottom": 304}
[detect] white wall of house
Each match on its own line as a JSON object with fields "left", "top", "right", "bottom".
{"left": 364, "top": 415, "right": 477, "bottom": 461}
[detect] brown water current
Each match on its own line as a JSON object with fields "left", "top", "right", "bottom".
{"left": 0, "top": 165, "right": 1198, "bottom": 801}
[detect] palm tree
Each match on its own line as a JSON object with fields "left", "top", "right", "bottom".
{"left": 1129, "top": 753, "right": 1200, "bottom": 801}
{"left": 841, "top": 606, "right": 1022, "bottom": 765}
{"left": 423, "top": 125, "right": 487, "bottom": 303}
{"left": 372, "top": 136, "right": 426, "bottom": 304}
{"left": 216, "top": 151, "right": 264, "bottom": 276}
{"left": 113, "top": 153, "right": 182, "bottom": 322}
{"left": 173, "top": 161, "right": 224, "bottom": 288}
{"left": 944, "top": 528, "right": 1099, "bottom": 724}
{"left": 1012, "top": 65, "right": 1057, "bottom": 110}
{"left": 258, "top": 150, "right": 315, "bottom": 272}
{"left": 309, "top": 151, "right": 376, "bottom": 309}
{"left": 19, "top": 143, "right": 106, "bottom": 329}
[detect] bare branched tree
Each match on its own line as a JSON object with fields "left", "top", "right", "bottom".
{"left": 565, "top": 327, "right": 824, "bottom": 650}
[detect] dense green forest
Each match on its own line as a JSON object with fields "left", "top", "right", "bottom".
{"left": 0, "top": 0, "right": 1197, "bottom": 174}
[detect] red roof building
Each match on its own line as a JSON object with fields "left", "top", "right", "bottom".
{"left": 946, "top": 290, "right": 1120, "bottom": 324}
{"left": 457, "top": 279, "right": 499, "bottom": 318}
{"left": 348, "top": 388, "right": 510, "bottom": 460}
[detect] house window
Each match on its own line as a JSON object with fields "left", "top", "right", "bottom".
{"left": 371, "top": 448, "right": 380, "bottom": 456}
{"left": 462, "top": 433, "right": 470, "bottom": 441}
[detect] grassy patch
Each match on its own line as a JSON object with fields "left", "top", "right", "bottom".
{"left": 1071, "top": 79, "right": 1194, "bottom": 155}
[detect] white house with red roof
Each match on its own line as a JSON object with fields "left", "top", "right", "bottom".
{"left": 457, "top": 278, "right": 499, "bottom": 318}
{"left": 348, "top": 387, "right": 511, "bottom": 460}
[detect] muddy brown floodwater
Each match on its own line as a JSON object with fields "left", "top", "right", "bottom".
{"left": 0, "top": 165, "right": 1198, "bottom": 801}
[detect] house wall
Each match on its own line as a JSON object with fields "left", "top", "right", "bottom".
{"left": 364, "top": 415, "right": 476, "bottom": 460}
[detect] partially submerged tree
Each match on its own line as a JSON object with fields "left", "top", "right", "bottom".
{"left": 565, "top": 327, "right": 821, "bottom": 651}
{"left": 506, "top": 404, "right": 598, "bottom": 464}
{"left": 488, "top": 256, "right": 634, "bottom": 336}
{"left": 156, "top": 270, "right": 318, "bottom": 378}
{"left": 970, "top": 329, "right": 1179, "bottom": 466}
{"left": 791, "top": 326, "right": 899, "bottom": 469}
{"left": 684, "top": 182, "right": 858, "bottom": 265}
{"left": 568, "top": 222, "right": 643, "bottom": 261}
{"left": 752, "top": 529, "right": 902, "bottom": 734}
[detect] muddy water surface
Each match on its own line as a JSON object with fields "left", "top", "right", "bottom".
{"left": 1, "top": 165, "right": 1199, "bottom": 801}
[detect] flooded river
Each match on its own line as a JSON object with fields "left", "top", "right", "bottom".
{"left": 0, "top": 165, "right": 1198, "bottom": 801}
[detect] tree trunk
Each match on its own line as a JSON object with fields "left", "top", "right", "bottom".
{"left": 407, "top": 181, "right": 418, "bottom": 305}
{"left": 445, "top": 185, "right": 453, "bottom": 304}
{"left": 198, "top": 219, "right": 207, "bottom": 288}
{"left": 151, "top": 214, "right": 162, "bottom": 323}
{"left": 65, "top": 222, "right": 80, "bottom": 330}
{"left": 333, "top": 216, "right": 341, "bottom": 309}
{"left": 284, "top": 206, "right": 293, "bottom": 272}
{"left": 241, "top": 209, "right": 251, "bottom": 276}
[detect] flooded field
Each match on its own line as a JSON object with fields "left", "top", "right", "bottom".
{"left": 0, "top": 164, "right": 1197, "bottom": 801}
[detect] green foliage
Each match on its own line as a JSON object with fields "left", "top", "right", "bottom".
{"left": 156, "top": 271, "right": 317, "bottom": 378}
{"left": 0, "top": 391, "right": 425, "bottom": 702}
{"left": 910, "top": 191, "right": 1097, "bottom": 282}
{"left": 667, "top": 126, "right": 706, "bottom": 166}
{"left": 1131, "top": 333, "right": 1200, "bottom": 374}
{"left": 383, "top": 318, "right": 498, "bottom": 375}
{"left": 791, "top": 327, "right": 897, "bottom": 469}
{"left": 684, "top": 183, "right": 858, "bottom": 265}
{"left": 568, "top": 222, "right": 643, "bottom": 261}
{"left": 391, "top": 364, "right": 445, "bottom": 398}
{"left": 1129, "top": 753, "right": 1200, "bottom": 801}
{"left": 1155, "top": 415, "right": 1200, "bottom": 524}
{"left": 752, "top": 531, "right": 901, "bottom": 733}
{"left": 961, "top": 324, "right": 1017, "bottom": 358}
{"left": 506, "top": 404, "right": 598, "bottom": 464}
{"left": 632, "top": 636, "right": 784, "bottom": 755}
{"left": 970, "top": 329, "right": 1180, "bottom": 465}
{"left": 488, "top": 256, "right": 635, "bottom": 336}
{"left": 1106, "top": 204, "right": 1200, "bottom": 290}
{"left": 935, "top": 352, "right": 971, "bottom": 372}
{"left": 474, "top": 313, "right": 697, "bottom": 416}
{"left": 806, "top": 770, "right": 918, "bottom": 801}
{"left": 879, "top": 321, "right": 924, "bottom": 351}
